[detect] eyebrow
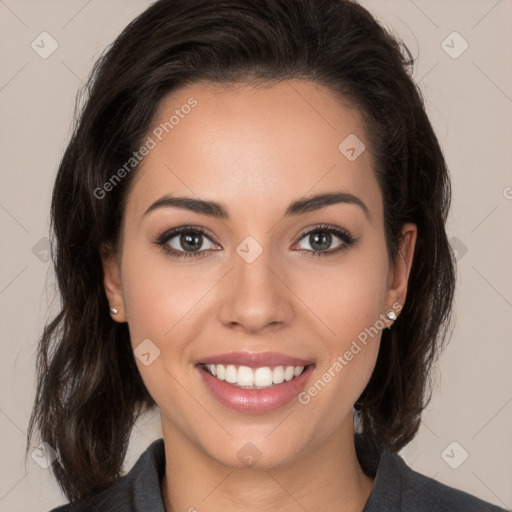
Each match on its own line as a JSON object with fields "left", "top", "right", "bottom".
{"left": 143, "top": 192, "right": 370, "bottom": 220}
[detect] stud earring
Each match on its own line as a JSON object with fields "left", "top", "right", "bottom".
{"left": 110, "top": 306, "right": 119, "bottom": 315}
{"left": 385, "top": 310, "right": 398, "bottom": 329}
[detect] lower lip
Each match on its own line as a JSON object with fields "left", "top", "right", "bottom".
{"left": 197, "top": 364, "right": 315, "bottom": 413}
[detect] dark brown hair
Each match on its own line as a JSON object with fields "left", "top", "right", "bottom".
{"left": 27, "top": 0, "right": 455, "bottom": 503}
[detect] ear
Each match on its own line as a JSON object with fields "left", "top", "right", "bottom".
{"left": 385, "top": 223, "right": 417, "bottom": 315}
{"left": 100, "top": 243, "right": 127, "bottom": 322}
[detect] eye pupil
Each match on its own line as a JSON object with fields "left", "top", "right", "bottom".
{"left": 181, "top": 233, "right": 202, "bottom": 251}
{"left": 310, "top": 232, "right": 331, "bottom": 251}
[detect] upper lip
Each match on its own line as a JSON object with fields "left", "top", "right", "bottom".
{"left": 197, "top": 351, "right": 314, "bottom": 368}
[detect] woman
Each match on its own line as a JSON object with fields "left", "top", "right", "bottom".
{"left": 27, "top": 0, "right": 507, "bottom": 510}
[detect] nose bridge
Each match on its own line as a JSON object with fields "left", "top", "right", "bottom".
{"left": 218, "top": 236, "right": 293, "bottom": 332}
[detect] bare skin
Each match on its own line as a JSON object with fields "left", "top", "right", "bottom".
{"left": 102, "top": 79, "right": 417, "bottom": 512}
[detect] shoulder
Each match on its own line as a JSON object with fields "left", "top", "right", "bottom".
{"left": 47, "top": 439, "right": 166, "bottom": 512}
{"left": 364, "top": 450, "right": 508, "bottom": 512}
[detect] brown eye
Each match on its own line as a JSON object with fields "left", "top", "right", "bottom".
{"left": 170, "top": 231, "right": 206, "bottom": 252}
{"left": 293, "top": 225, "right": 356, "bottom": 256}
{"left": 155, "top": 226, "right": 221, "bottom": 259}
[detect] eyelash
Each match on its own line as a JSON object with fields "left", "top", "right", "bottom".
{"left": 154, "top": 224, "right": 357, "bottom": 260}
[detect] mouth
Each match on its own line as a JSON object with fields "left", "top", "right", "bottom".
{"left": 195, "top": 351, "right": 316, "bottom": 413}
{"left": 200, "top": 362, "right": 308, "bottom": 389}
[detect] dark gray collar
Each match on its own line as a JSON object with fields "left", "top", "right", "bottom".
{"left": 126, "top": 437, "right": 505, "bottom": 511}
{"left": 130, "top": 437, "right": 392, "bottom": 511}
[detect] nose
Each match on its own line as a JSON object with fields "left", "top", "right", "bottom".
{"left": 218, "top": 243, "right": 294, "bottom": 334}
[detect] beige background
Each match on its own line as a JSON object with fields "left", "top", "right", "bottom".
{"left": 1, "top": 0, "right": 511, "bottom": 510}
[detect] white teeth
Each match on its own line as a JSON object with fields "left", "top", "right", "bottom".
{"left": 237, "top": 366, "right": 254, "bottom": 386}
{"left": 254, "top": 367, "right": 273, "bottom": 387}
{"left": 225, "top": 364, "right": 237, "bottom": 383}
{"left": 204, "top": 363, "right": 307, "bottom": 388}
{"left": 294, "top": 366, "right": 304, "bottom": 377}
{"left": 216, "top": 364, "right": 225, "bottom": 380}
{"left": 272, "top": 365, "right": 285, "bottom": 384}
{"left": 284, "top": 366, "right": 295, "bottom": 381}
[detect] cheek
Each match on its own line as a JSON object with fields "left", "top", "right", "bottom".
{"left": 120, "top": 246, "right": 203, "bottom": 414}
{"left": 121, "top": 243, "right": 212, "bottom": 345}
{"left": 120, "top": 242, "right": 221, "bottom": 409}
{"left": 297, "top": 246, "right": 390, "bottom": 344}
{"left": 294, "top": 240, "right": 390, "bottom": 404}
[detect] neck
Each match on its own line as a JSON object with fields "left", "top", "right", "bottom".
{"left": 160, "top": 417, "right": 374, "bottom": 512}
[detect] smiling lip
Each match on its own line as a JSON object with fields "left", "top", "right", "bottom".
{"left": 196, "top": 351, "right": 315, "bottom": 413}
{"left": 196, "top": 351, "right": 313, "bottom": 368}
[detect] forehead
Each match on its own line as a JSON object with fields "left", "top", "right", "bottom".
{"left": 125, "top": 79, "right": 382, "bottom": 223}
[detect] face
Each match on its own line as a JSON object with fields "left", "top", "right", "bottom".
{"left": 103, "top": 79, "right": 416, "bottom": 470}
